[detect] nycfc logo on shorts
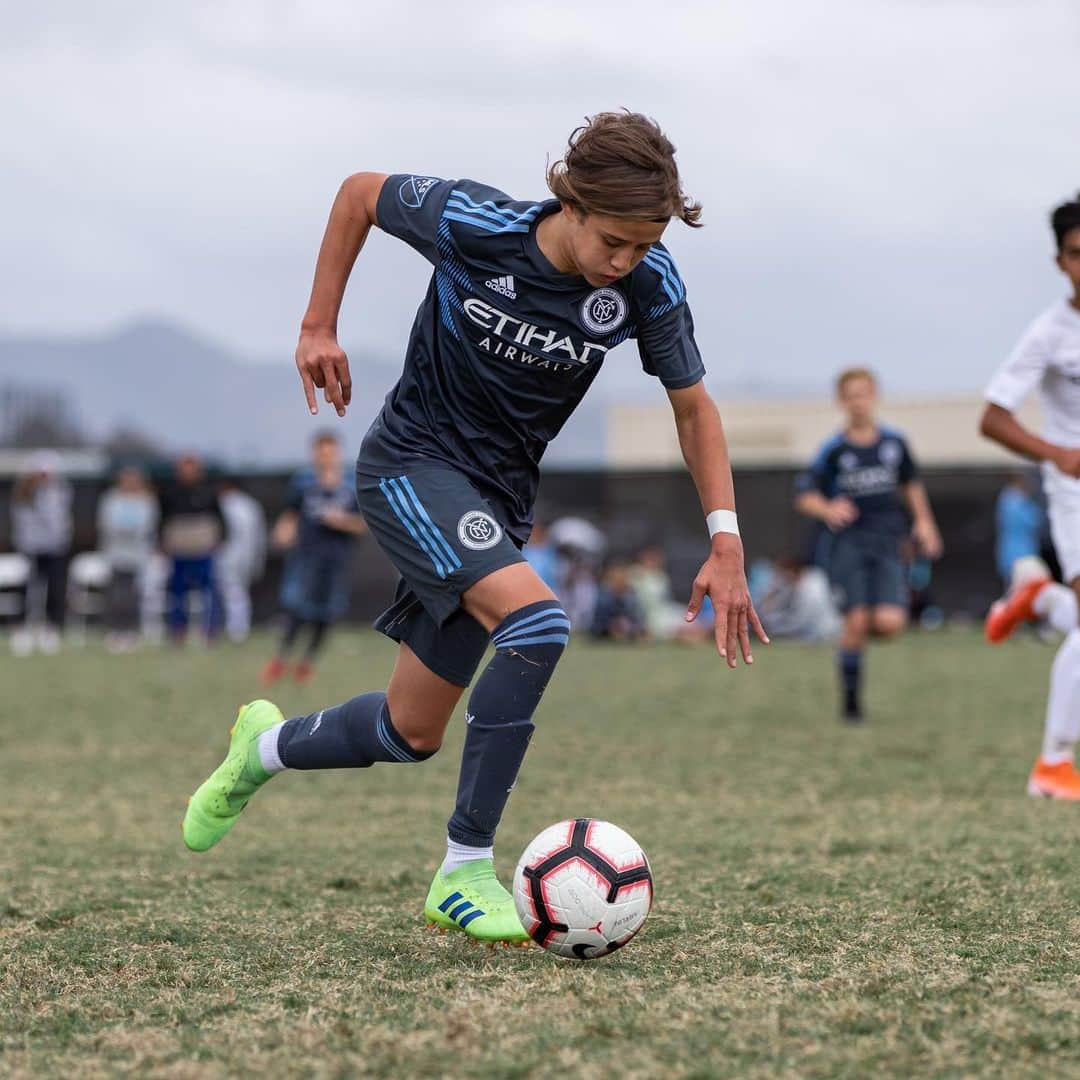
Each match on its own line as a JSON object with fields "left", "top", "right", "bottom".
{"left": 580, "top": 287, "right": 627, "bottom": 335}
{"left": 457, "top": 510, "right": 503, "bottom": 550}
{"left": 399, "top": 176, "right": 438, "bottom": 209}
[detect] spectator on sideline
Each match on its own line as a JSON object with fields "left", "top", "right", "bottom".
{"left": 995, "top": 471, "right": 1046, "bottom": 587}
{"left": 97, "top": 465, "right": 159, "bottom": 651}
{"left": 630, "top": 544, "right": 683, "bottom": 640}
{"left": 591, "top": 559, "right": 647, "bottom": 642}
{"left": 523, "top": 519, "right": 560, "bottom": 594}
{"left": 10, "top": 451, "right": 73, "bottom": 655}
{"left": 217, "top": 480, "right": 268, "bottom": 643}
{"left": 756, "top": 554, "right": 840, "bottom": 642}
{"left": 262, "top": 431, "right": 366, "bottom": 685}
{"left": 159, "top": 454, "right": 225, "bottom": 644}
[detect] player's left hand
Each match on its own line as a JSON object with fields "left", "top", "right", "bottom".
{"left": 686, "top": 534, "right": 770, "bottom": 669}
{"left": 913, "top": 519, "right": 944, "bottom": 560}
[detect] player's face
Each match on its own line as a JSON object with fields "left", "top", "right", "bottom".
{"left": 1056, "top": 228, "right": 1080, "bottom": 294}
{"left": 567, "top": 211, "right": 668, "bottom": 287}
{"left": 312, "top": 438, "right": 341, "bottom": 471}
{"left": 838, "top": 376, "right": 878, "bottom": 425}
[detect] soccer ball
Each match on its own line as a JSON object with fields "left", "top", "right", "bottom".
{"left": 513, "top": 818, "right": 652, "bottom": 960}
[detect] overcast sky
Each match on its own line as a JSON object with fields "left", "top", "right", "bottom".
{"left": 2, "top": 0, "right": 1078, "bottom": 400}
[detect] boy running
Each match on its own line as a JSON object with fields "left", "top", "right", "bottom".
{"left": 182, "top": 112, "right": 768, "bottom": 943}
{"left": 261, "top": 430, "right": 366, "bottom": 686}
{"left": 795, "top": 369, "right": 943, "bottom": 722}
{"left": 980, "top": 193, "right": 1080, "bottom": 799}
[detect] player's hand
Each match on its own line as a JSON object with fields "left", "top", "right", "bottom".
{"left": 685, "top": 534, "right": 770, "bottom": 669}
{"left": 822, "top": 497, "right": 859, "bottom": 531}
{"left": 1052, "top": 447, "right": 1080, "bottom": 479}
{"left": 913, "top": 519, "right": 944, "bottom": 560}
{"left": 296, "top": 329, "right": 352, "bottom": 418}
{"left": 320, "top": 506, "right": 350, "bottom": 530}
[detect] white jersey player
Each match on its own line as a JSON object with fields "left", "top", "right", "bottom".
{"left": 981, "top": 191, "right": 1080, "bottom": 799}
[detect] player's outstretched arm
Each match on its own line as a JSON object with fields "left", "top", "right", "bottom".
{"left": 667, "top": 381, "right": 769, "bottom": 669}
{"left": 296, "top": 171, "right": 389, "bottom": 417}
{"left": 979, "top": 404, "right": 1080, "bottom": 477}
{"left": 795, "top": 490, "right": 859, "bottom": 531}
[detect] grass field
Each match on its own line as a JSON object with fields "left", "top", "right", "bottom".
{"left": 3, "top": 628, "right": 1080, "bottom": 1078}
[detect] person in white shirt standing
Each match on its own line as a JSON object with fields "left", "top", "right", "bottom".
{"left": 980, "top": 192, "right": 1080, "bottom": 799}
{"left": 217, "top": 481, "right": 267, "bottom": 643}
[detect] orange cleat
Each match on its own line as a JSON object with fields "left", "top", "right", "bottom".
{"left": 293, "top": 660, "right": 315, "bottom": 685}
{"left": 985, "top": 577, "right": 1050, "bottom": 643}
{"left": 1027, "top": 758, "right": 1080, "bottom": 800}
{"left": 260, "top": 657, "right": 286, "bottom": 686}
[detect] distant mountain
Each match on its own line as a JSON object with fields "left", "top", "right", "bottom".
{"left": 0, "top": 318, "right": 817, "bottom": 466}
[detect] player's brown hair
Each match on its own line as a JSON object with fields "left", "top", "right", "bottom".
{"left": 835, "top": 367, "right": 878, "bottom": 394}
{"left": 547, "top": 111, "right": 702, "bottom": 228}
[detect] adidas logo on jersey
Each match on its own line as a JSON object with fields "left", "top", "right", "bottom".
{"left": 484, "top": 275, "right": 517, "bottom": 300}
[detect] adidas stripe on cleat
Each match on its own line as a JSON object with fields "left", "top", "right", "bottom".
{"left": 423, "top": 859, "right": 530, "bottom": 944}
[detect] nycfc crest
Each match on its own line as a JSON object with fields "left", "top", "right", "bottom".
{"left": 458, "top": 510, "right": 503, "bottom": 551}
{"left": 580, "top": 287, "right": 627, "bottom": 335}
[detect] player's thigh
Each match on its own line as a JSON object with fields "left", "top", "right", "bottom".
{"left": 386, "top": 642, "right": 466, "bottom": 749}
{"left": 462, "top": 562, "right": 557, "bottom": 633}
{"left": 1047, "top": 485, "right": 1080, "bottom": 590}
{"left": 843, "top": 605, "right": 871, "bottom": 638}
{"left": 829, "top": 533, "right": 870, "bottom": 615}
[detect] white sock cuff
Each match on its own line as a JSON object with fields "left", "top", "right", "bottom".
{"left": 257, "top": 723, "right": 286, "bottom": 775}
{"left": 441, "top": 837, "right": 494, "bottom": 876}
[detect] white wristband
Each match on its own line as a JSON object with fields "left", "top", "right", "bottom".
{"left": 706, "top": 509, "right": 740, "bottom": 538}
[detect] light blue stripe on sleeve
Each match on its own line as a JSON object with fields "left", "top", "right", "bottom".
{"left": 441, "top": 210, "right": 530, "bottom": 234}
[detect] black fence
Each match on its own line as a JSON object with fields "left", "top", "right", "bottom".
{"left": 0, "top": 464, "right": 1037, "bottom": 623}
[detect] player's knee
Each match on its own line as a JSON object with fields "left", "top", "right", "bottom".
{"left": 872, "top": 608, "right": 907, "bottom": 637}
{"left": 401, "top": 729, "right": 443, "bottom": 756}
{"left": 844, "top": 608, "right": 870, "bottom": 638}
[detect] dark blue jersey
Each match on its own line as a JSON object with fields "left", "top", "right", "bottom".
{"left": 358, "top": 174, "right": 705, "bottom": 543}
{"left": 796, "top": 427, "right": 918, "bottom": 537}
{"left": 287, "top": 469, "right": 358, "bottom": 560}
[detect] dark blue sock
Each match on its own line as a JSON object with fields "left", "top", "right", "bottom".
{"left": 448, "top": 600, "right": 570, "bottom": 848}
{"left": 839, "top": 649, "right": 862, "bottom": 699}
{"left": 277, "top": 692, "right": 434, "bottom": 770}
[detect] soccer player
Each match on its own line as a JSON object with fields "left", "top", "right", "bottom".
{"left": 183, "top": 112, "right": 768, "bottom": 943}
{"left": 261, "top": 431, "right": 366, "bottom": 685}
{"left": 980, "top": 193, "right": 1080, "bottom": 799}
{"left": 795, "top": 369, "right": 943, "bottom": 722}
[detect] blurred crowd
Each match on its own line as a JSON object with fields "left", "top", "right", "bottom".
{"left": 2, "top": 447, "right": 1048, "bottom": 656}
{"left": 5, "top": 449, "right": 269, "bottom": 655}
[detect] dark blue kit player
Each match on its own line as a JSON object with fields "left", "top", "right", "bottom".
{"left": 262, "top": 430, "right": 367, "bottom": 686}
{"left": 183, "top": 112, "right": 769, "bottom": 943}
{"left": 796, "top": 367, "right": 943, "bottom": 723}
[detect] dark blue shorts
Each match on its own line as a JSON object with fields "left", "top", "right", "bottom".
{"left": 825, "top": 530, "right": 907, "bottom": 613}
{"left": 355, "top": 463, "right": 526, "bottom": 687}
{"left": 280, "top": 551, "right": 350, "bottom": 623}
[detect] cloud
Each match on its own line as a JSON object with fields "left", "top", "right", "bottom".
{"left": 1, "top": 0, "right": 1077, "bottom": 397}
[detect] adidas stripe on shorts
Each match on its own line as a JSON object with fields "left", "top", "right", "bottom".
{"left": 355, "top": 463, "right": 526, "bottom": 687}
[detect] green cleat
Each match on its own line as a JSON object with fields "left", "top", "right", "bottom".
{"left": 182, "top": 700, "right": 283, "bottom": 852}
{"left": 424, "top": 860, "right": 530, "bottom": 945}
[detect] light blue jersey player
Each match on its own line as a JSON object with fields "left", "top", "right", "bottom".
{"left": 183, "top": 112, "right": 769, "bottom": 943}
